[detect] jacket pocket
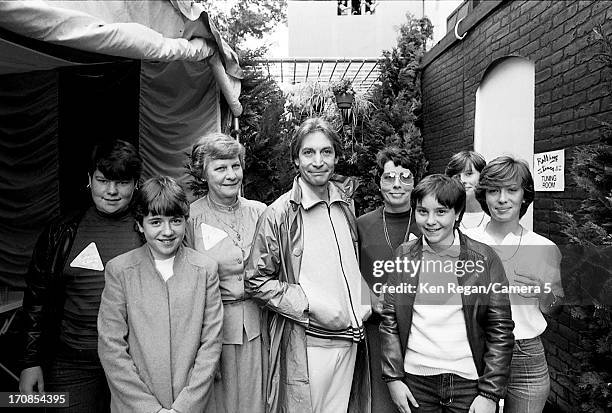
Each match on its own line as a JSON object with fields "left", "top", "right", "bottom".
{"left": 283, "top": 326, "right": 309, "bottom": 384}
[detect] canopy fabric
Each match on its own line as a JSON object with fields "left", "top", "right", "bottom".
{"left": 0, "top": 71, "right": 60, "bottom": 287}
{"left": 0, "top": 0, "right": 242, "bottom": 115}
{"left": 0, "top": 0, "right": 244, "bottom": 286}
{"left": 0, "top": 0, "right": 214, "bottom": 62}
{"left": 0, "top": 35, "right": 92, "bottom": 75}
{"left": 139, "top": 59, "right": 220, "bottom": 181}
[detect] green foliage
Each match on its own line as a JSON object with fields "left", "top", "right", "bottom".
{"left": 557, "top": 24, "right": 612, "bottom": 413}
{"left": 238, "top": 49, "right": 294, "bottom": 204}
{"left": 330, "top": 79, "right": 355, "bottom": 96}
{"left": 233, "top": 12, "right": 432, "bottom": 216}
{"left": 204, "top": 0, "right": 286, "bottom": 50}
{"left": 351, "top": 14, "right": 433, "bottom": 214}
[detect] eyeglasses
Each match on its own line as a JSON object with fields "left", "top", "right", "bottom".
{"left": 381, "top": 171, "right": 414, "bottom": 186}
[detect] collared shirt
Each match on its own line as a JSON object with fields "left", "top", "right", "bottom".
{"left": 464, "top": 225, "right": 563, "bottom": 339}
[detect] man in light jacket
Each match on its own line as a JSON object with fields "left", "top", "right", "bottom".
{"left": 246, "top": 117, "right": 371, "bottom": 413}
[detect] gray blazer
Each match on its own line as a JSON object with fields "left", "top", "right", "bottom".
{"left": 98, "top": 245, "right": 222, "bottom": 413}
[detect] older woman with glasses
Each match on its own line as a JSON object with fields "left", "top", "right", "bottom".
{"left": 185, "top": 133, "right": 266, "bottom": 413}
{"left": 465, "top": 156, "right": 564, "bottom": 413}
{"left": 357, "top": 146, "right": 421, "bottom": 412}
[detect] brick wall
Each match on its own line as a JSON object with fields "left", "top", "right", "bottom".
{"left": 420, "top": 1, "right": 612, "bottom": 410}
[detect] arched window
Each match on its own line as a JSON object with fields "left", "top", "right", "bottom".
{"left": 474, "top": 56, "right": 535, "bottom": 229}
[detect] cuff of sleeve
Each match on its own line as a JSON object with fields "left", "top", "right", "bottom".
{"left": 478, "top": 391, "right": 500, "bottom": 403}
{"left": 21, "top": 359, "right": 41, "bottom": 371}
{"left": 382, "top": 376, "right": 404, "bottom": 383}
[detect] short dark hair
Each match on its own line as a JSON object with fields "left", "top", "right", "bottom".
{"left": 375, "top": 146, "right": 415, "bottom": 181}
{"left": 475, "top": 156, "right": 534, "bottom": 218}
{"left": 411, "top": 174, "right": 466, "bottom": 221}
{"left": 290, "top": 117, "right": 342, "bottom": 162}
{"left": 445, "top": 150, "right": 486, "bottom": 177}
{"left": 89, "top": 140, "right": 141, "bottom": 181}
{"left": 188, "top": 133, "right": 245, "bottom": 182}
{"left": 133, "top": 176, "right": 189, "bottom": 224}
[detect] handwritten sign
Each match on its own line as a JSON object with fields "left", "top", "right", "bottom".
{"left": 534, "top": 149, "right": 564, "bottom": 191}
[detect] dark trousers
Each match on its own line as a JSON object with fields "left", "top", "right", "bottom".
{"left": 365, "top": 318, "right": 397, "bottom": 412}
{"left": 404, "top": 373, "right": 480, "bottom": 413}
{"left": 45, "top": 343, "right": 110, "bottom": 413}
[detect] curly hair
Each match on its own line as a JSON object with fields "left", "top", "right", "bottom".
{"left": 375, "top": 146, "right": 416, "bottom": 181}
{"left": 186, "top": 133, "right": 245, "bottom": 196}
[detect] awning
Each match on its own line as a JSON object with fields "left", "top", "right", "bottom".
{"left": 0, "top": 0, "right": 242, "bottom": 115}
{"left": 249, "top": 57, "right": 383, "bottom": 94}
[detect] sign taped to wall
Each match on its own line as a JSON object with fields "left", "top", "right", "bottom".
{"left": 534, "top": 149, "right": 564, "bottom": 191}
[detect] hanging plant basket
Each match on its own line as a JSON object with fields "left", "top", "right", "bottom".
{"left": 340, "top": 107, "right": 353, "bottom": 125}
{"left": 335, "top": 92, "right": 354, "bottom": 109}
{"left": 311, "top": 94, "right": 326, "bottom": 113}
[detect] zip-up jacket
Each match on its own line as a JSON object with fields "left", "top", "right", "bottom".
{"left": 380, "top": 231, "right": 515, "bottom": 403}
{"left": 245, "top": 176, "right": 371, "bottom": 413}
{"left": 22, "top": 210, "right": 84, "bottom": 368}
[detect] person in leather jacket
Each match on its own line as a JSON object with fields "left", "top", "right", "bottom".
{"left": 19, "top": 140, "right": 142, "bottom": 412}
{"left": 380, "top": 174, "right": 514, "bottom": 413}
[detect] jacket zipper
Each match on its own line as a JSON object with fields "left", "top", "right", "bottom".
{"left": 165, "top": 279, "right": 173, "bottom": 400}
{"left": 326, "top": 204, "right": 361, "bottom": 334}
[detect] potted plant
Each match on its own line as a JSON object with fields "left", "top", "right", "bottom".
{"left": 331, "top": 79, "right": 355, "bottom": 109}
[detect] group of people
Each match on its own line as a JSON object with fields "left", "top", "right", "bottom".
{"left": 18, "top": 116, "right": 563, "bottom": 413}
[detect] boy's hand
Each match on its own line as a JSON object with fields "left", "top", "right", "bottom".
{"left": 19, "top": 366, "right": 44, "bottom": 394}
{"left": 468, "top": 395, "right": 496, "bottom": 413}
{"left": 387, "top": 380, "right": 419, "bottom": 413}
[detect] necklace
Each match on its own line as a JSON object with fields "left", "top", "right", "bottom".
{"left": 206, "top": 196, "right": 244, "bottom": 247}
{"left": 460, "top": 211, "right": 485, "bottom": 229}
{"left": 382, "top": 207, "right": 413, "bottom": 254}
{"left": 207, "top": 194, "right": 240, "bottom": 211}
{"left": 485, "top": 223, "right": 524, "bottom": 262}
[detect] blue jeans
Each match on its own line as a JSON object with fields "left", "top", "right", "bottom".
{"left": 504, "top": 337, "right": 550, "bottom": 413}
{"left": 45, "top": 344, "right": 110, "bottom": 413}
{"left": 404, "top": 373, "right": 479, "bottom": 413}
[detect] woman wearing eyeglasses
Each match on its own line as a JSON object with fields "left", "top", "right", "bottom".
{"left": 357, "top": 146, "right": 420, "bottom": 412}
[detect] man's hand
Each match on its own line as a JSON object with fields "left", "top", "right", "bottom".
{"left": 371, "top": 291, "right": 384, "bottom": 315}
{"left": 19, "top": 366, "right": 44, "bottom": 394}
{"left": 387, "top": 380, "right": 419, "bottom": 413}
{"left": 468, "top": 395, "right": 497, "bottom": 413}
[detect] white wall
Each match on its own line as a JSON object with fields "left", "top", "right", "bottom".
{"left": 287, "top": 1, "right": 459, "bottom": 57}
{"left": 474, "top": 57, "right": 535, "bottom": 229}
{"left": 424, "top": 0, "right": 463, "bottom": 47}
